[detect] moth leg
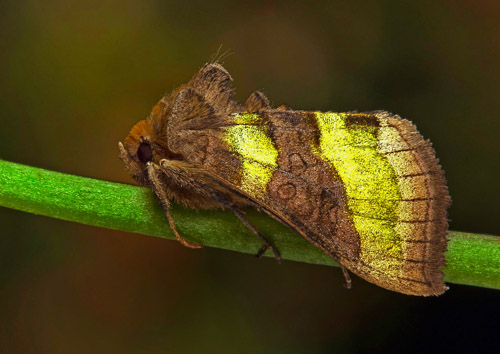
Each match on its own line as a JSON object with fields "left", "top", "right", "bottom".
{"left": 230, "top": 207, "right": 282, "bottom": 264}
{"left": 341, "top": 266, "right": 352, "bottom": 289}
{"left": 147, "top": 162, "right": 202, "bottom": 249}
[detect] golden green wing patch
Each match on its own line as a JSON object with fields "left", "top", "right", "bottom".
{"left": 223, "top": 113, "right": 278, "bottom": 198}
{"left": 313, "top": 112, "right": 403, "bottom": 275}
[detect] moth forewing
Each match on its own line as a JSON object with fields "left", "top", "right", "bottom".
{"left": 120, "top": 63, "right": 450, "bottom": 296}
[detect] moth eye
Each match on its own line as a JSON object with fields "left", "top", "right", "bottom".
{"left": 137, "top": 141, "right": 153, "bottom": 163}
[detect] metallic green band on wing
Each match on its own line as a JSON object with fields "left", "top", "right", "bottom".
{"left": 224, "top": 113, "right": 278, "bottom": 198}
{"left": 313, "top": 112, "right": 402, "bottom": 275}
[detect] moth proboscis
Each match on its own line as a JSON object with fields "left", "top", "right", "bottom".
{"left": 119, "top": 63, "right": 451, "bottom": 296}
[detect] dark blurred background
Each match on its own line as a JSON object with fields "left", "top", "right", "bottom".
{"left": 1, "top": 0, "right": 499, "bottom": 353}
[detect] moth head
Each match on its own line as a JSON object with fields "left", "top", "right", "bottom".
{"left": 119, "top": 119, "right": 161, "bottom": 186}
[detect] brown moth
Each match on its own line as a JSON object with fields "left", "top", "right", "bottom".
{"left": 119, "top": 63, "right": 451, "bottom": 295}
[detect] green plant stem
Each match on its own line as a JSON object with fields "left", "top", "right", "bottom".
{"left": 1, "top": 159, "right": 499, "bottom": 291}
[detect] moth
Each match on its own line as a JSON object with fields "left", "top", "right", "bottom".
{"left": 119, "top": 63, "right": 451, "bottom": 296}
